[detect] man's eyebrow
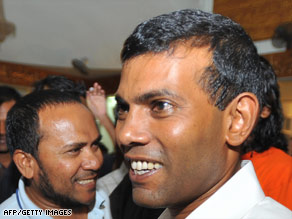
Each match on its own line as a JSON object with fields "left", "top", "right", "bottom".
{"left": 115, "top": 89, "right": 183, "bottom": 105}
{"left": 61, "top": 135, "right": 102, "bottom": 150}
{"left": 62, "top": 142, "right": 86, "bottom": 150}
{"left": 134, "top": 89, "right": 182, "bottom": 103}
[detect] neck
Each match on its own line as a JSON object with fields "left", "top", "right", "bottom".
{"left": 169, "top": 160, "right": 241, "bottom": 219}
{"left": 25, "top": 185, "right": 90, "bottom": 219}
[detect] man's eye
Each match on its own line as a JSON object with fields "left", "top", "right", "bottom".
{"left": 115, "top": 103, "right": 129, "bottom": 120}
{"left": 93, "top": 142, "right": 105, "bottom": 152}
{"left": 152, "top": 101, "right": 173, "bottom": 113}
{"left": 68, "top": 148, "right": 81, "bottom": 155}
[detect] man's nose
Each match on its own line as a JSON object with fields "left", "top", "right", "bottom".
{"left": 116, "top": 108, "right": 151, "bottom": 149}
{"left": 81, "top": 147, "right": 103, "bottom": 171}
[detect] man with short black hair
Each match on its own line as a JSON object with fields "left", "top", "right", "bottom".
{"left": 114, "top": 9, "right": 292, "bottom": 218}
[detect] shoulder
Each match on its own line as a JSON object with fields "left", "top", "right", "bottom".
{"left": 260, "top": 147, "right": 292, "bottom": 174}
{"left": 96, "top": 188, "right": 110, "bottom": 201}
{"left": 0, "top": 193, "right": 24, "bottom": 219}
{"left": 0, "top": 193, "right": 18, "bottom": 210}
{"left": 243, "top": 147, "right": 292, "bottom": 169}
{"left": 268, "top": 147, "right": 292, "bottom": 161}
{"left": 243, "top": 197, "right": 292, "bottom": 218}
{"left": 93, "top": 189, "right": 112, "bottom": 219}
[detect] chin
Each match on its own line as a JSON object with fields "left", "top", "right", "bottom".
{"left": 133, "top": 189, "right": 166, "bottom": 209}
{"left": 0, "top": 145, "right": 8, "bottom": 152}
{"left": 80, "top": 194, "right": 96, "bottom": 206}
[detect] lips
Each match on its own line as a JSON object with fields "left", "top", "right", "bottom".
{"left": 76, "top": 178, "right": 96, "bottom": 185}
{"left": 0, "top": 136, "right": 5, "bottom": 144}
{"left": 75, "top": 173, "right": 98, "bottom": 186}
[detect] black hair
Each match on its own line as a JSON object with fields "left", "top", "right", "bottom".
{"left": 33, "top": 75, "right": 86, "bottom": 98}
{"left": 241, "top": 57, "right": 288, "bottom": 154}
{"left": 0, "top": 86, "right": 21, "bottom": 105}
{"left": 121, "top": 9, "right": 264, "bottom": 111}
{"left": 6, "top": 90, "right": 81, "bottom": 158}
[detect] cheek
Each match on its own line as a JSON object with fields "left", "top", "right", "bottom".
{"left": 156, "top": 119, "right": 196, "bottom": 148}
{"left": 156, "top": 118, "right": 216, "bottom": 169}
{"left": 155, "top": 121, "right": 195, "bottom": 162}
{"left": 58, "top": 161, "right": 73, "bottom": 170}
{"left": 47, "top": 159, "right": 79, "bottom": 178}
{"left": 170, "top": 123, "right": 185, "bottom": 137}
{"left": 155, "top": 117, "right": 186, "bottom": 136}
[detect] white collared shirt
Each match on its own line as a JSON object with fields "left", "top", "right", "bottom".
{"left": 0, "top": 177, "right": 112, "bottom": 219}
{"left": 97, "top": 162, "right": 128, "bottom": 195}
{"left": 159, "top": 161, "right": 292, "bottom": 219}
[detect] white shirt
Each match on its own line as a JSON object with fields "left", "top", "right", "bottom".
{"left": 0, "top": 177, "right": 112, "bottom": 219}
{"left": 159, "top": 161, "right": 292, "bottom": 219}
{"left": 97, "top": 163, "right": 128, "bottom": 195}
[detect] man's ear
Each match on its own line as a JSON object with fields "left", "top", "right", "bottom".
{"left": 225, "top": 92, "right": 259, "bottom": 146}
{"left": 13, "top": 149, "right": 38, "bottom": 179}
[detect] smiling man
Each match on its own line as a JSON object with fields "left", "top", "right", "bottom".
{"left": 0, "top": 90, "right": 111, "bottom": 219}
{"left": 114, "top": 9, "right": 292, "bottom": 218}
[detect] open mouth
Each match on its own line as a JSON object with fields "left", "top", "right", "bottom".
{"left": 130, "top": 160, "right": 162, "bottom": 175}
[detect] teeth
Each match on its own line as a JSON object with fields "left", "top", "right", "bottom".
{"left": 137, "top": 161, "right": 142, "bottom": 170}
{"left": 154, "top": 163, "right": 161, "bottom": 169}
{"left": 148, "top": 162, "right": 154, "bottom": 170}
{"left": 131, "top": 161, "right": 137, "bottom": 169}
{"left": 142, "top": 161, "right": 148, "bottom": 169}
{"left": 77, "top": 179, "right": 94, "bottom": 185}
{"left": 131, "top": 160, "right": 162, "bottom": 174}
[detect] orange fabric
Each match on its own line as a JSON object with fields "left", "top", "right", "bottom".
{"left": 242, "top": 147, "right": 292, "bottom": 210}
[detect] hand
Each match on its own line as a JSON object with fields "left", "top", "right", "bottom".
{"left": 86, "top": 82, "right": 116, "bottom": 145}
{"left": 86, "top": 82, "right": 107, "bottom": 119}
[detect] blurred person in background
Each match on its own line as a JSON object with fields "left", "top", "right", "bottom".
{"left": 0, "top": 86, "right": 21, "bottom": 203}
{"left": 241, "top": 56, "right": 292, "bottom": 210}
{"left": 0, "top": 86, "right": 21, "bottom": 173}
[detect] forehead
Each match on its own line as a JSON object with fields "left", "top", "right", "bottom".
{"left": 38, "top": 103, "right": 98, "bottom": 139}
{"left": 117, "top": 46, "right": 212, "bottom": 99}
{"left": 0, "top": 100, "right": 16, "bottom": 119}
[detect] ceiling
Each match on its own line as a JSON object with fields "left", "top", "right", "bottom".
{"left": 0, "top": 0, "right": 213, "bottom": 77}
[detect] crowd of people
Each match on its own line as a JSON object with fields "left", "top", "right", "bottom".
{"left": 0, "top": 8, "right": 291, "bottom": 219}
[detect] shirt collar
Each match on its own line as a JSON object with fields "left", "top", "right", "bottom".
{"left": 17, "top": 177, "right": 107, "bottom": 219}
{"left": 17, "top": 177, "right": 51, "bottom": 218}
